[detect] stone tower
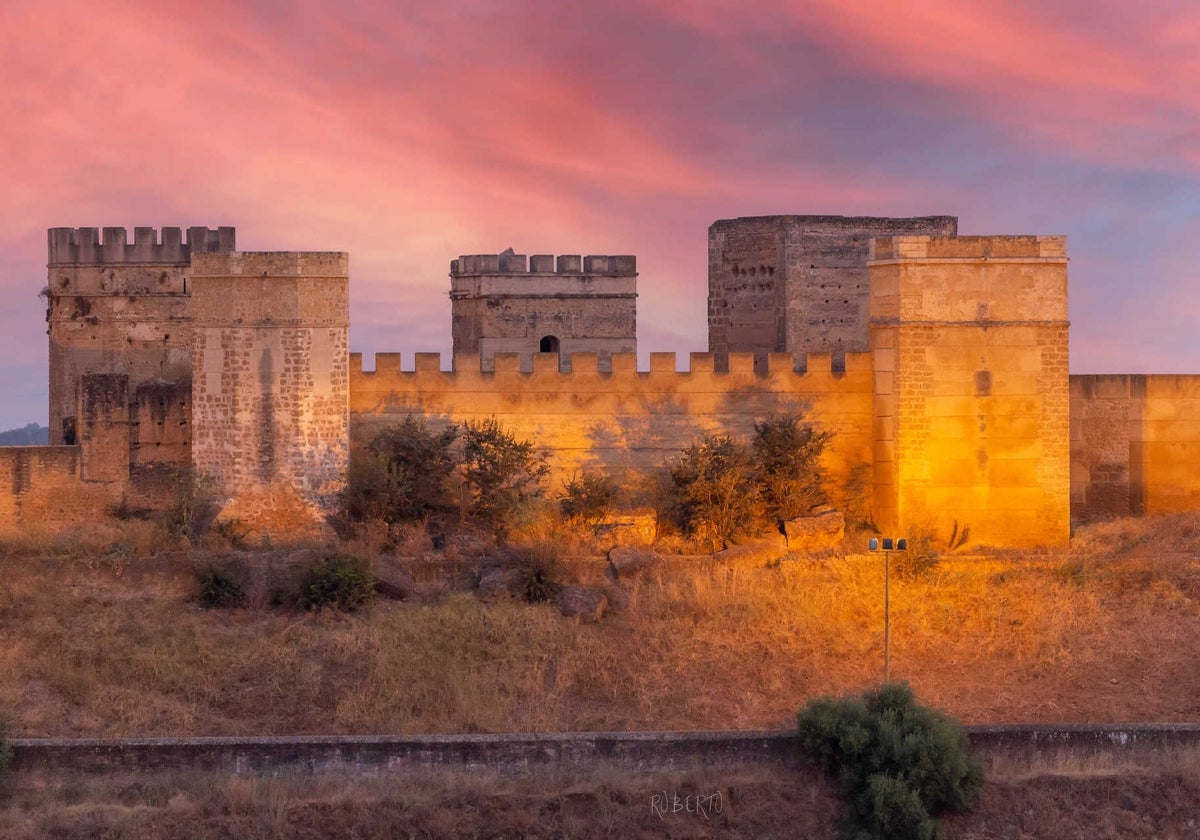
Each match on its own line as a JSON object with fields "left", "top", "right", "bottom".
{"left": 708, "top": 215, "right": 957, "bottom": 370}
{"left": 190, "top": 251, "right": 350, "bottom": 536}
{"left": 46, "top": 226, "right": 234, "bottom": 444}
{"left": 449, "top": 249, "right": 637, "bottom": 371}
{"left": 869, "top": 235, "right": 1070, "bottom": 546}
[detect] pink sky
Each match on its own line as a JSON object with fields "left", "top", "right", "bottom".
{"left": 0, "top": 0, "right": 1197, "bottom": 427}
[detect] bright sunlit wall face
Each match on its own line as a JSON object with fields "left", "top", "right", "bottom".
{"left": 869, "top": 235, "right": 1070, "bottom": 547}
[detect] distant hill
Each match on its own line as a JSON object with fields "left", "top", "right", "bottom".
{"left": 0, "top": 423, "right": 50, "bottom": 445}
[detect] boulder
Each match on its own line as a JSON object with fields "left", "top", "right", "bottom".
{"left": 593, "top": 510, "right": 657, "bottom": 546}
{"left": 713, "top": 532, "right": 788, "bottom": 569}
{"left": 783, "top": 510, "right": 846, "bottom": 552}
{"left": 556, "top": 585, "right": 608, "bottom": 622}
{"left": 606, "top": 545, "right": 661, "bottom": 582}
{"left": 477, "top": 567, "right": 524, "bottom": 600}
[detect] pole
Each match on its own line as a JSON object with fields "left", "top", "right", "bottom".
{"left": 884, "top": 549, "right": 890, "bottom": 684}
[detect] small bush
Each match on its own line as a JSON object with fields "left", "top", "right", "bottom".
{"left": 460, "top": 418, "right": 550, "bottom": 541}
{"left": 751, "top": 414, "right": 830, "bottom": 524}
{"left": 516, "top": 545, "right": 563, "bottom": 604}
{"left": 195, "top": 563, "right": 247, "bottom": 609}
{"left": 558, "top": 470, "right": 617, "bottom": 525}
{"left": 796, "top": 683, "right": 983, "bottom": 840}
{"left": 294, "top": 553, "right": 375, "bottom": 612}
{"left": 669, "top": 434, "right": 758, "bottom": 550}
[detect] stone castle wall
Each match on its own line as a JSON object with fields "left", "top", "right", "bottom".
{"left": 708, "top": 215, "right": 958, "bottom": 371}
{"left": 1071, "top": 374, "right": 1200, "bottom": 518}
{"left": 450, "top": 252, "right": 636, "bottom": 372}
{"left": 349, "top": 350, "right": 874, "bottom": 515}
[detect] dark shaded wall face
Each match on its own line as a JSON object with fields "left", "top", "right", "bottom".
{"left": 708, "top": 216, "right": 958, "bottom": 370}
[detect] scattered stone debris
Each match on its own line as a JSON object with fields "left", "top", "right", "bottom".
{"left": 606, "top": 545, "right": 661, "bottom": 581}
{"left": 593, "top": 510, "right": 657, "bottom": 547}
{"left": 372, "top": 555, "right": 414, "bottom": 600}
{"left": 477, "top": 567, "right": 524, "bottom": 600}
{"left": 556, "top": 585, "right": 608, "bottom": 622}
{"left": 784, "top": 510, "right": 845, "bottom": 552}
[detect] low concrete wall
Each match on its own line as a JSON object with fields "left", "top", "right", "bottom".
{"left": 11, "top": 725, "right": 1200, "bottom": 779}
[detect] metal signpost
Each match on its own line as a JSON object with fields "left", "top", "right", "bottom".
{"left": 868, "top": 536, "right": 907, "bottom": 683}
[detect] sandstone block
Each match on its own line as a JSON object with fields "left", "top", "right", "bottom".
{"left": 556, "top": 585, "right": 608, "bottom": 622}
{"left": 594, "top": 511, "right": 657, "bottom": 547}
{"left": 784, "top": 510, "right": 846, "bottom": 552}
{"left": 606, "top": 546, "right": 662, "bottom": 581}
{"left": 477, "top": 568, "right": 524, "bottom": 600}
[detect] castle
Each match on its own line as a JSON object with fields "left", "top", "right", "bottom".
{"left": 5, "top": 216, "right": 1194, "bottom": 547}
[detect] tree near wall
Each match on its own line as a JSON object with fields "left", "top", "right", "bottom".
{"left": 752, "top": 414, "right": 831, "bottom": 525}
{"left": 459, "top": 417, "right": 550, "bottom": 541}
{"left": 345, "top": 416, "right": 459, "bottom": 523}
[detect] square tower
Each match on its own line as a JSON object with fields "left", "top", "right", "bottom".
{"left": 869, "top": 235, "right": 1070, "bottom": 546}
{"left": 708, "top": 215, "right": 958, "bottom": 370}
{"left": 190, "top": 251, "right": 349, "bottom": 538}
{"left": 450, "top": 249, "right": 637, "bottom": 372}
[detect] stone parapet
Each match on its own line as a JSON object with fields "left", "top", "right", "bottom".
{"left": 48, "top": 226, "right": 235, "bottom": 265}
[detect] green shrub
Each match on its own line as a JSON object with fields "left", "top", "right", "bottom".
{"left": 751, "top": 414, "right": 830, "bottom": 524}
{"left": 345, "top": 417, "right": 459, "bottom": 523}
{"left": 796, "top": 683, "right": 984, "bottom": 840}
{"left": 195, "top": 563, "right": 247, "bottom": 609}
{"left": 460, "top": 418, "right": 550, "bottom": 541}
{"left": 558, "top": 470, "right": 617, "bottom": 525}
{"left": 294, "top": 553, "right": 375, "bottom": 612}
{"left": 669, "top": 433, "right": 758, "bottom": 550}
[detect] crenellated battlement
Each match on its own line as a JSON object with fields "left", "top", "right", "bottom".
{"left": 451, "top": 252, "right": 636, "bottom": 276}
{"left": 350, "top": 350, "right": 870, "bottom": 382}
{"left": 48, "top": 226, "right": 236, "bottom": 266}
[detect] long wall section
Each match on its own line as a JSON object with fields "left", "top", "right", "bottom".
{"left": 1071, "top": 374, "right": 1200, "bottom": 519}
{"left": 350, "top": 351, "right": 874, "bottom": 514}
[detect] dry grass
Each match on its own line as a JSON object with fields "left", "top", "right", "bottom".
{"left": 3, "top": 513, "right": 1200, "bottom": 739}
{"left": 3, "top": 762, "right": 1200, "bottom": 839}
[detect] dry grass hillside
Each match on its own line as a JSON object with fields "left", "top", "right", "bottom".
{"left": 2, "top": 512, "right": 1200, "bottom": 738}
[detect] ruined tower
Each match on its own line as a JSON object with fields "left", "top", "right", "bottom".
{"left": 449, "top": 250, "right": 637, "bottom": 371}
{"left": 189, "top": 251, "right": 350, "bottom": 535}
{"left": 708, "top": 215, "right": 958, "bottom": 370}
{"left": 869, "top": 235, "right": 1070, "bottom": 546}
{"left": 46, "top": 226, "right": 235, "bottom": 445}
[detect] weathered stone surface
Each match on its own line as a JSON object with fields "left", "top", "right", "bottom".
{"left": 450, "top": 250, "right": 637, "bottom": 372}
{"left": 477, "top": 568, "right": 524, "bottom": 600}
{"left": 373, "top": 556, "right": 414, "bottom": 601}
{"left": 556, "top": 585, "right": 608, "bottom": 622}
{"left": 783, "top": 510, "right": 845, "bottom": 552}
{"left": 605, "top": 546, "right": 661, "bottom": 581}
{"left": 713, "top": 533, "right": 788, "bottom": 569}
{"left": 593, "top": 511, "right": 657, "bottom": 547}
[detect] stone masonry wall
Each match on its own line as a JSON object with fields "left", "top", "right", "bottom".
{"left": 870, "top": 235, "right": 1070, "bottom": 546}
{"left": 450, "top": 252, "right": 636, "bottom": 372}
{"left": 349, "top": 350, "right": 874, "bottom": 516}
{"left": 708, "top": 216, "right": 958, "bottom": 371}
{"left": 1071, "top": 374, "right": 1200, "bottom": 519}
{"left": 190, "top": 252, "right": 349, "bottom": 538}
{"left": 46, "top": 226, "right": 233, "bottom": 445}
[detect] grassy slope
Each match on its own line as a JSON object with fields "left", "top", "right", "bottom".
{"left": 3, "top": 514, "right": 1200, "bottom": 737}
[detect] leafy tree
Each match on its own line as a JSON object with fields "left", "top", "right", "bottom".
{"left": 345, "top": 416, "right": 458, "bottom": 523}
{"left": 460, "top": 417, "right": 549, "bottom": 539}
{"left": 670, "top": 433, "right": 759, "bottom": 550}
{"left": 751, "top": 414, "right": 830, "bottom": 525}
{"left": 797, "top": 683, "right": 984, "bottom": 840}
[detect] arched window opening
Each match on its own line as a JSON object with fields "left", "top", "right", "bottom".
{"left": 539, "top": 335, "right": 560, "bottom": 354}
